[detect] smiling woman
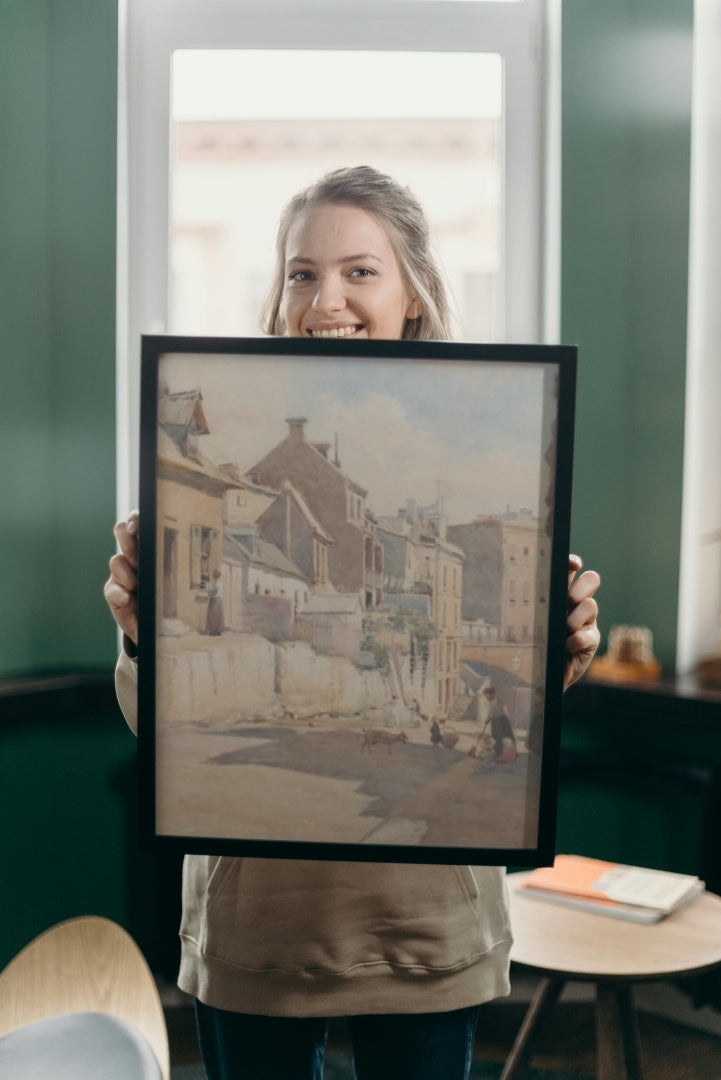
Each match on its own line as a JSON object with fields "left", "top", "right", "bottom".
{"left": 105, "top": 161, "right": 599, "bottom": 1080}
{"left": 263, "top": 166, "right": 451, "bottom": 342}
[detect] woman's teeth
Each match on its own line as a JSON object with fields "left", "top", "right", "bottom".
{"left": 310, "top": 325, "right": 360, "bottom": 338}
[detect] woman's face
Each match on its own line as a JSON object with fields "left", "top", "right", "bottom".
{"left": 281, "top": 203, "right": 421, "bottom": 340}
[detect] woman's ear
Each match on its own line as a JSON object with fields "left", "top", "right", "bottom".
{"left": 406, "top": 296, "right": 423, "bottom": 320}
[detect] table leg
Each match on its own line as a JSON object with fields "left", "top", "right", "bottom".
{"left": 596, "top": 982, "right": 643, "bottom": 1080}
{"left": 499, "top": 976, "right": 565, "bottom": 1080}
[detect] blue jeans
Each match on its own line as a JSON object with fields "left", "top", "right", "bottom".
{"left": 195, "top": 1000, "right": 481, "bottom": 1080}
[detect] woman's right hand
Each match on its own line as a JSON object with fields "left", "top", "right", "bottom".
{"left": 104, "top": 510, "right": 139, "bottom": 646}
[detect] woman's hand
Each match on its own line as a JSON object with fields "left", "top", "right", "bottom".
{"left": 564, "top": 554, "right": 601, "bottom": 691}
{"left": 103, "top": 510, "right": 139, "bottom": 646}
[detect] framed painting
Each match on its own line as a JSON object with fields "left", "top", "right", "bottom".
{"left": 137, "top": 335, "right": 576, "bottom": 865}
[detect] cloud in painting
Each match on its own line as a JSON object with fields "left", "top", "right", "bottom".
{"left": 160, "top": 351, "right": 549, "bottom": 524}
{"left": 311, "top": 390, "right": 544, "bottom": 522}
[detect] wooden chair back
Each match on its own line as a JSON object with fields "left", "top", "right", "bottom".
{"left": 0, "top": 916, "right": 169, "bottom": 1080}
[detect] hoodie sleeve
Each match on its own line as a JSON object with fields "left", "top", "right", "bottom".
{"left": 115, "top": 645, "right": 139, "bottom": 736}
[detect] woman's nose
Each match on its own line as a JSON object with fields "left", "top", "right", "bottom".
{"left": 312, "top": 274, "right": 345, "bottom": 314}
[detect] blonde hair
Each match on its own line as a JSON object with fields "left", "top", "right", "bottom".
{"left": 261, "top": 165, "right": 454, "bottom": 341}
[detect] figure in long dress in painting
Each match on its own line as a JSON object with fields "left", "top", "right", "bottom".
{"left": 480, "top": 686, "right": 517, "bottom": 763}
{"left": 205, "top": 569, "right": 226, "bottom": 636}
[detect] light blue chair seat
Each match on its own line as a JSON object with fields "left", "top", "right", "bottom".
{"left": 0, "top": 1011, "right": 162, "bottom": 1079}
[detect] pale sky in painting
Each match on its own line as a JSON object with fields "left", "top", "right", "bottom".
{"left": 160, "top": 350, "right": 556, "bottom": 524}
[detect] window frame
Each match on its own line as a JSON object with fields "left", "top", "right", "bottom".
{"left": 117, "top": 0, "right": 558, "bottom": 512}
{"left": 190, "top": 523, "right": 219, "bottom": 589}
{"left": 677, "top": 0, "right": 721, "bottom": 675}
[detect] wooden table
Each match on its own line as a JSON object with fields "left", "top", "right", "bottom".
{"left": 502, "top": 873, "right": 721, "bottom": 1080}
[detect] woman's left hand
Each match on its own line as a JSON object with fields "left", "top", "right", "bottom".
{"left": 564, "top": 554, "right": 601, "bottom": 691}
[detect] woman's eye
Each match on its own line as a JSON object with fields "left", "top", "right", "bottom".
{"left": 288, "top": 269, "right": 313, "bottom": 283}
{"left": 349, "top": 267, "right": 375, "bottom": 279}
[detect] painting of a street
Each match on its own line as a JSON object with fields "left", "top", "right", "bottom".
{"left": 156, "top": 698, "right": 542, "bottom": 849}
{"left": 148, "top": 345, "right": 562, "bottom": 854}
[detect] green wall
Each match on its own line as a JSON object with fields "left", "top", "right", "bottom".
{"left": 562, "top": 0, "right": 693, "bottom": 670}
{"left": 0, "top": 0, "right": 118, "bottom": 676}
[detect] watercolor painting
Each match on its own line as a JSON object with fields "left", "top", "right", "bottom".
{"left": 138, "top": 337, "right": 576, "bottom": 863}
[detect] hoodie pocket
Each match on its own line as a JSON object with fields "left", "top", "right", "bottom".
{"left": 188, "top": 857, "right": 509, "bottom": 976}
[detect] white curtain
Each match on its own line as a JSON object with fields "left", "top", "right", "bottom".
{"left": 677, "top": 0, "right": 721, "bottom": 672}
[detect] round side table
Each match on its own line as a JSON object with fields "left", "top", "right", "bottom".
{"left": 502, "top": 872, "right": 721, "bottom": 1080}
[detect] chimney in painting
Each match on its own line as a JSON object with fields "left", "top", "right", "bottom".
{"left": 286, "top": 417, "right": 307, "bottom": 443}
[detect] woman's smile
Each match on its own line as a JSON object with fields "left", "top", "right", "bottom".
{"left": 306, "top": 323, "right": 365, "bottom": 339}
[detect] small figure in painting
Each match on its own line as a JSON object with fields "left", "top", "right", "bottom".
{"left": 204, "top": 569, "right": 225, "bottom": 636}
{"left": 482, "top": 686, "right": 517, "bottom": 763}
{"left": 410, "top": 697, "right": 422, "bottom": 727}
{"left": 471, "top": 731, "right": 497, "bottom": 769}
{"left": 429, "top": 717, "right": 443, "bottom": 749}
{"left": 497, "top": 738, "right": 517, "bottom": 766}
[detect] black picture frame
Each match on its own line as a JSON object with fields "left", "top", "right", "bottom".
{"left": 138, "top": 335, "right": 576, "bottom": 865}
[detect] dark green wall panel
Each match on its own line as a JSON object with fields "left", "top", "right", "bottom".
{"left": 0, "top": 683, "right": 183, "bottom": 976}
{"left": 0, "top": 0, "right": 118, "bottom": 675}
{"left": 562, "top": 1, "right": 693, "bottom": 670}
{"left": 0, "top": 3, "right": 55, "bottom": 670}
{"left": 0, "top": 698, "right": 134, "bottom": 965}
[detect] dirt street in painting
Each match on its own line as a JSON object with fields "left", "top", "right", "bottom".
{"left": 156, "top": 721, "right": 541, "bottom": 851}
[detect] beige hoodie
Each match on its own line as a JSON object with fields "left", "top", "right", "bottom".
{"left": 116, "top": 651, "right": 512, "bottom": 1016}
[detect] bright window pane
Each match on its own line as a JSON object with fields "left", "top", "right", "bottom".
{"left": 347, "top": 1, "right": 521, "bottom": 3}
{"left": 170, "top": 49, "right": 503, "bottom": 340}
